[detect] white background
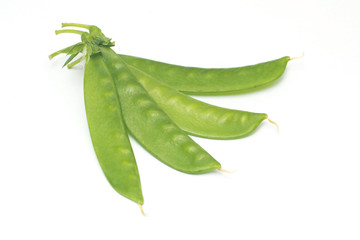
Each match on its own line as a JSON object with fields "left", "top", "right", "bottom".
{"left": 1, "top": 0, "right": 359, "bottom": 239}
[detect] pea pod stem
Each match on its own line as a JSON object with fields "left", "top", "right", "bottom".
{"left": 55, "top": 29, "right": 86, "bottom": 35}
{"left": 67, "top": 56, "right": 84, "bottom": 69}
{"left": 48, "top": 42, "right": 85, "bottom": 60}
{"left": 49, "top": 44, "right": 76, "bottom": 59}
{"left": 62, "top": 23, "right": 91, "bottom": 29}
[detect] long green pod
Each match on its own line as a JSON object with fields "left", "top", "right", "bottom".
{"left": 120, "top": 54, "right": 290, "bottom": 95}
{"left": 126, "top": 65, "right": 268, "bottom": 139}
{"left": 101, "top": 47, "right": 221, "bottom": 174}
{"left": 84, "top": 53, "right": 143, "bottom": 205}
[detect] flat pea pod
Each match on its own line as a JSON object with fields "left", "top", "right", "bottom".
{"left": 120, "top": 54, "right": 291, "bottom": 95}
{"left": 127, "top": 65, "right": 268, "bottom": 139}
{"left": 84, "top": 53, "right": 143, "bottom": 205}
{"left": 100, "top": 47, "right": 221, "bottom": 174}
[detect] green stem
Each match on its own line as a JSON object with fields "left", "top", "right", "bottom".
{"left": 67, "top": 56, "right": 84, "bottom": 69}
{"left": 48, "top": 43, "right": 82, "bottom": 59}
{"left": 55, "top": 29, "right": 86, "bottom": 35}
{"left": 62, "top": 23, "right": 91, "bottom": 29}
{"left": 49, "top": 50, "right": 62, "bottom": 60}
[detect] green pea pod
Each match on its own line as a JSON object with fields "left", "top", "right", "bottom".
{"left": 84, "top": 53, "right": 143, "bottom": 205}
{"left": 120, "top": 54, "right": 290, "bottom": 95}
{"left": 126, "top": 65, "right": 268, "bottom": 139}
{"left": 50, "top": 23, "right": 288, "bottom": 211}
{"left": 101, "top": 47, "right": 221, "bottom": 174}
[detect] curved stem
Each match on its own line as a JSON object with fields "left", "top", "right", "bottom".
{"left": 55, "top": 29, "right": 86, "bottom": 35}
{"left": 62, "top": 23, "right": 91, "bottom": 30}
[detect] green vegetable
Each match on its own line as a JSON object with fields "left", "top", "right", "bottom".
{"left": 84, "top": 53, "right": 143, "bottom": 206}
{"left": 49, "top": 23, "right": 290, "bottom": 213}
{"left": 126, "top": 64, "right": 269, "bottom": 139}
{"left": 120, "top": 54, "right": 290, "bottom": 95}
{"left": 100, "top": 47, "right": 221, "bottom": 173}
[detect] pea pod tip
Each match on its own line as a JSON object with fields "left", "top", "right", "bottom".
{"left": 267, "top": 119, "right": 279, "bottom": 133}
{"left": 217, "top": 168, "right": 236, "bottom": 174}
{"left": 139, "top": 204, "right": 147, "bottom": 216}
{"left": 290, "top": 52, "right": 305, "bottom": 61}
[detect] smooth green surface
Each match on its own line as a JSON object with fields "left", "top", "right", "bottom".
{"left": 84, "top": 53, "right": 143, "bottom": 204}
{"left": 101, "top": 47, "right": 221, "bottom": 174}
{"left": 120, "top": 54, "right": 290, "bottom": 95}
{"left": 127, "top": 65, "right": 268, "bottom": 139}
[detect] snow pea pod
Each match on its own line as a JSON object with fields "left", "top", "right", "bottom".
{"left": 127, "top": 65, "right": 268, "bottom": 139}
{"left": 50, "top": 22, "right": 290, "bottom": 212}
{"left": 100, "top": 47, "right": 221, "bottom": 174}
{"left": 120, "top": 54, "right": 290, "bottom": 95}
{"left": 84, "top": 53, "right": 143, "bottom": 205}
